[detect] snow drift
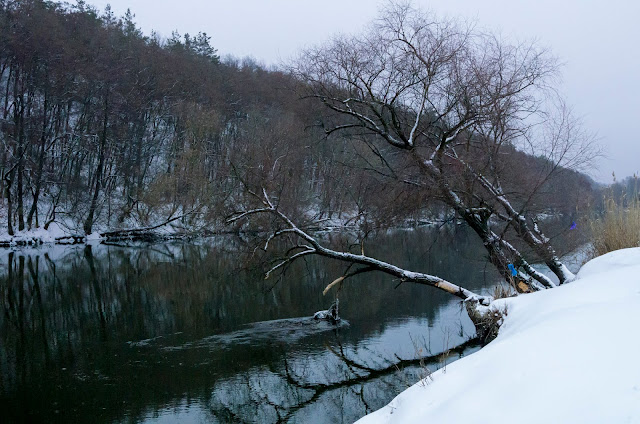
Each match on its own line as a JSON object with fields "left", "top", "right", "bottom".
{"left": 357, "top": 248, "right": 640, "bottom": 424}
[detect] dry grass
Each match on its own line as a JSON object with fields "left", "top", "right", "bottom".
{"left": 589, "top": 197, "right": 640, "bottom": 258}
{"left": 492, "top": 283, "right": 516, "bottom": 300}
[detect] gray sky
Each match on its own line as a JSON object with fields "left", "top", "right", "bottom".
{"left": 83, "top": 0, "right": 639, "bottom": 182}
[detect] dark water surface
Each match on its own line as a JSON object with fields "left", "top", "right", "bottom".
{"left": 1, "top": 227, "right": 503, "bottom": 423}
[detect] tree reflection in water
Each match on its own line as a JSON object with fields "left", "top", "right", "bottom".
{"left": 0, "top": 226, "right": 576, "bottom": 423}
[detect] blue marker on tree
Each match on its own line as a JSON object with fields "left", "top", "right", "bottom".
{"left": 570, "top": 221, "right": 577, "bottom": 230}
{"left": 507, "top": 263, "right": 517, "bottom": 276}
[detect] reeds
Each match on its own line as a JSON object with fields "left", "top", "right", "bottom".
{"left": 589, "top": 176, "right": 640, "bottom": 257}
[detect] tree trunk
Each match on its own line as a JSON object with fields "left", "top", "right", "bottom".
{"left": 5, "top": 173, "right": 14, "bottom": 235}
{"left": 84, "top": 93, "right": 109, "bottom": 235}
{"left": 472, "top": 172, "right": 575, "bottom": 284}
{"left": 15, "top": 87, "right": 25, "bottom": 232}
{"left": 27, "top": 91, "right": 50, "bottom": 229}
{"left": 417, "top": 152, "right": 547, "bottom": 292}
{"left": 465, "top": 300, "right": 504, "bottom": 345}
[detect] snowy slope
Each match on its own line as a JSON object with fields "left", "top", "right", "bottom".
{"left": 357, "top": 248, "right": 640, "bottom": 424}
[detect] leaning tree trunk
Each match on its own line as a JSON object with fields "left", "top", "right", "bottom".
{"left": 472, "top": 172, "right": 575, "bottom": 284}
{"left": 418, "top": 151, "right": 555, "bottom": 292}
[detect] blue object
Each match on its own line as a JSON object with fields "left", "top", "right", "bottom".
{"left": 507, "top": 263, "right": 517, "bottom": 276}
{"left": 570, "top": 221, "right": 577, "bottom": 230}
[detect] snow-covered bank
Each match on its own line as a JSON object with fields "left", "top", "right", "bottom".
{"left": 0, "top": 223, "right": 79, "bottom": 246}
{"left": 0, "top": 221, "right": 205, "bottom": 247}
{"left": 357, "top": 248, "right": 640, "bottom": 424}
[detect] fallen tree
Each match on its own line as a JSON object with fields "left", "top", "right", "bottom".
{"left": 229, "top": 189, "right": 499, "bottom": 339}
{"left": 229, "top": 2, "right": 597, "bottom": 334}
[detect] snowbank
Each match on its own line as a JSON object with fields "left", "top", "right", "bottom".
{"left": 0, "top": 222, "right": 68, "bottom": 245}
{"left": 357, "top": 248, "right": 640, "bottom": 424}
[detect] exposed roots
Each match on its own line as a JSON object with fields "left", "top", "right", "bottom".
{"left": 465, "top": 300, "right": 507, "bottom": 345}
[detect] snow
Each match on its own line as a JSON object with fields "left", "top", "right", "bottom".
{"left": 85, "top": 231, "right": 104, "bottom": 242}
{"left": 576, "top": 247, "right": 640, "bottom": 278}
{"left": 0, "top": 222, "right": 68, "bottom": 244}
{"left": 356, "top": 248, "right": 640, "bottom": 424}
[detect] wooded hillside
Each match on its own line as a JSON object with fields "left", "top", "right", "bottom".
{"left": 0, "top": 0, "right": 594, "bottom": 237}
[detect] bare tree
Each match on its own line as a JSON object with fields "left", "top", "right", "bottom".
{"left": 230, "top": 2, "right": 597, "bottom": 332}
{"left": 294, "top": 3, "right": 598, "bottom": 286}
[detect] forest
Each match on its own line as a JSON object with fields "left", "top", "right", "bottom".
{"left": 0, "top": 0, "right": 600, "bottom": 242}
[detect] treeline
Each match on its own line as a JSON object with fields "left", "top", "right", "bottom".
{"left": 0, "top": 0, "right": 594, "bottom": 237}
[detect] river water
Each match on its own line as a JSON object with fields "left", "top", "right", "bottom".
{"left": 0, "top": 225, "right": 576, "bottom": 423}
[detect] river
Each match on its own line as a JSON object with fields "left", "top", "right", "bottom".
{"left": 0, "top": 225, "right": 580, "bottom": 423}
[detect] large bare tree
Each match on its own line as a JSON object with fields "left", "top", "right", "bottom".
{"left": 229, "top": 2, "right": 597, "bottom": 334}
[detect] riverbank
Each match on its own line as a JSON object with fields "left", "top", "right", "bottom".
{"left": 0, "top": 216, "right": 450, "bottom": 248}
{"left": 0, "top": 221, "right": 212, "bottom": 247}
{"left": 357, "top": 247, "right": 640, "bottom": 424}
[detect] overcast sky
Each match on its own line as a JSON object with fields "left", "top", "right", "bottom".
{"left": 80, "top": 0, "right": 639, "bottom": 182}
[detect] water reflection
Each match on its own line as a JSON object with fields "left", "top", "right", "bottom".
{"left": 1, "top": 226, "right": 509, "bottom": 423}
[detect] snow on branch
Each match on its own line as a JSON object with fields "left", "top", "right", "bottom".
{"left": 227, "top": 189, "right": 491, "bottom": 305}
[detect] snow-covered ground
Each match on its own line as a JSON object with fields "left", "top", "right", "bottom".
{"left": 0, "top": 222, "right": 70, "bottom": 244}
{"left": 357, "top": 248, "right": 640, "bottom": 424}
